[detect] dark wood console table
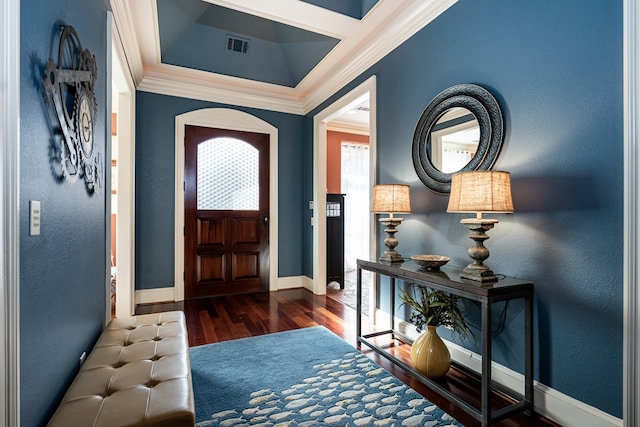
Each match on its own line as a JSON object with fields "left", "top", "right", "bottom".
{"left": 356, "top": 258, "right": 534, "bottom": 426}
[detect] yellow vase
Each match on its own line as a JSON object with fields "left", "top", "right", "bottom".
{"left": 410, "top": 325, "right": 451, "bottom": 378}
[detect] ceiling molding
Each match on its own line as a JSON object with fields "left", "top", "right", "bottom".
{"left": 203, "top": 0, "right": 360, "bottom": 39}
{"left": 110, "top": 0, "right": 145, "bottom": 85}
{"left": 138, "top": 70, "right": 305, "bottom": 115}
{"left": 301, "top": 0, "right": 458, "bottom": 113}
{"left": 110, "top": 0, "right": 458, "bottom": 116}
{"left": 327, "top": 121, "right": 370, "bottom": 136}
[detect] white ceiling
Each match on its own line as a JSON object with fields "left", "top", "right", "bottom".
{"left": 110, "top": 0, "right": 457, "bottom": 115}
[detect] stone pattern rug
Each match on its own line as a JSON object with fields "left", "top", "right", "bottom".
{"left": 191, "top": 326, "right": 462, "bottom": 426}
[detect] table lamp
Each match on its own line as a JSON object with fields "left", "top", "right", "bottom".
{"left": 371, "top": 184, "right": 412, "bottom": 263}
{"left": 447, "top": 171, "right": 514, "bottom": 282}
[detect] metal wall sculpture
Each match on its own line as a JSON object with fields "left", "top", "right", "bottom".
{"left": 42, "top": 25, "right": 102, "bottom": 194}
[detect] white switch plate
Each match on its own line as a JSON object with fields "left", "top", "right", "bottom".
{"left": 30, "top": 201, "right": 41, "bottom": 236}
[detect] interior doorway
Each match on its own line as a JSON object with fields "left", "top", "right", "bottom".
{"left": 110, "top": 22, "right": 136, "bottom": 318}
{"left": 313, "top": 76, "right": 377, "bottom": 319}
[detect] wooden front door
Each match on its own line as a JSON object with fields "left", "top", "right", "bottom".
{"left": 184, "top": 125, "right": 269, "bottom": 298}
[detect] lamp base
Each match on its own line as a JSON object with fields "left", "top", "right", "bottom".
{"left": 460, "top": 218, "right": 499, "bottom": 284}
{"left": 379, "top": 251, "right": 404, "bottom": 264}
{"left": 378, "top": 217, "right": 405, "bottom": 263}
{"left": 461, "top": 265, "right": 498, "bottom": 283}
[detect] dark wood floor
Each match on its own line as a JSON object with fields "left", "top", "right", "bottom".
{"left": 135, "top": 289, "right": 560, "bottom": 427}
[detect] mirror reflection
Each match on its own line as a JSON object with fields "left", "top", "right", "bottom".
{"left": 429, "top": 108, "right": 479, "bottom": 174}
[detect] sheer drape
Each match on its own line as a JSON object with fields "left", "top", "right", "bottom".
{"left": 442, "top": 148, "right": 473, "bottom": 173}
{"left": 341, "top": 143, "right": 370, "bottom": 271}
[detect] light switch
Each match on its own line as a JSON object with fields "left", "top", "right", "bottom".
{"left": 30, "top": 201, "right": 41, "bottom": 236}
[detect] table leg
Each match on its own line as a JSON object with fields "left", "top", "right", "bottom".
{"left": 390, "top": 277, "right": 396, "bottom": 336}
{"left": 525, "top": 292, "right": 534, "bottom": 414}
{"left": 481, "top": 298, "right": 492, "bottom": 426}
{"left": 356, "top": 266, "right": 362, "bottom": 346}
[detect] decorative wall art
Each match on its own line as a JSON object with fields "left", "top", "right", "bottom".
{"left": 42, "top": 25, "right": 103, "bottom": 194}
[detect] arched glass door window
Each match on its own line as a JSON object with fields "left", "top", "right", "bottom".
{"left": 197, "top": 137, "right": 259, "bottom": 210}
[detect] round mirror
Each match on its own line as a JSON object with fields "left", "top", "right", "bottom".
{"left": 412, "top": 84, "right": 504, "bottom": 194}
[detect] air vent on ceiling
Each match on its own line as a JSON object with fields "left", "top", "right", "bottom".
{"left": 226, "top": 35, "right": 249, "bottom": 54}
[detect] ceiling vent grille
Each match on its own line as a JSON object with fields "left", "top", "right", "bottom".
{"left": 226, "top": 35, "right": 249, "bottom": 54}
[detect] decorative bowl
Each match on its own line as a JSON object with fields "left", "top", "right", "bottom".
{"left": 411, "top": 255, "right": 450, "bottom": 271}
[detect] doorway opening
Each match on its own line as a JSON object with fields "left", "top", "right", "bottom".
{"left": 325, "top": 119, "right": 371, "bottom": 314}
{"left": 110, "top": 19, "right": 136, "bottom": 318}
{"left": 313, "top": 76, "right": 377, "bottom": 319}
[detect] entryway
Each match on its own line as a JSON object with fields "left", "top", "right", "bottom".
{"left": 174, "top": 109, "right": 280, "bottom": 301}
{"left": 183, "top": 125, "right": 270, "bottom": 298}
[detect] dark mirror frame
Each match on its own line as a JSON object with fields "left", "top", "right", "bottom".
{"left": 412, "top": 84, "right": 504, "bottom": 194}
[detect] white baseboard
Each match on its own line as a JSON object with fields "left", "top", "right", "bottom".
{"left": 134, "top": 287, "right": 176, "bottom": 305}
{"left": 276, "top": 275, "right": 310, "bottom": 291}
{"left": 134, "top": 276, "right": 312, "bottom": 306}
{"left": 375, "top": 309, "right": 622, "bottom": 427}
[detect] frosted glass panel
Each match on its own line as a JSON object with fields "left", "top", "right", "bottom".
{"left": 198, "top": 138, "right": 259, "bottom": 210}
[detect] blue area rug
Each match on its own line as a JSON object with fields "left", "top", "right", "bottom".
{"left": 190, "top": 326, "right": 463, "bottom": 426}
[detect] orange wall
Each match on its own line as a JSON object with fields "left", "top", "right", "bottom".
{"left": 326, "top": 131, "right": 369, "bottom": 193}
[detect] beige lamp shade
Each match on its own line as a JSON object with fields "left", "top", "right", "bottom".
{"left": 371, "top": 184, "right": 412, "bottom": 215}
{"left": 447, "top": 171, "right": 514, "bottom": 216}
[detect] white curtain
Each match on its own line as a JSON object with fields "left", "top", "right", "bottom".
{"left": 341, "top": 143, "right": 370, "bottom": 271}
{"left": 442, "top": 148, "right": 473, "bottom": 173}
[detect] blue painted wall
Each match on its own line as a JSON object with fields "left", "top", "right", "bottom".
{"left": 305, "top": 0, "right": 623, "bottom": 418}
{"left": 135, "top": 92, "right": 305, "bottom": 290}
{"left": 20, "top": 1, "right": 109, "bottom": 426}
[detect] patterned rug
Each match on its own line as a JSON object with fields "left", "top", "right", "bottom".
{"left": 190, "top": 326, "right": 462, "bottom": 426}
{"left": 326, "top": 269, "right": 371, "bottom": 316}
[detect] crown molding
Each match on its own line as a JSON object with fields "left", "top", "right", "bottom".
{"left": 110, "top": 0, "right": 145, "bottom": 85}
{"left": 301, "top": 0, "right": 458, "bottom": 113}
{"left": 326, "top": 121, "right": 370, "bottom": 136}
{"left": 138, "top": 70, "right": 305, "bottom": 115}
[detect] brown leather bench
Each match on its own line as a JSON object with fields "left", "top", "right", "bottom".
{"left": 47, "top": 311, "right": 195, "bottom": 427}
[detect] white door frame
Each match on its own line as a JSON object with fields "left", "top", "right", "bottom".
{"left": 312, "top": 76, "right": 377, "bottom": 315}
{"left": 111, "top": 16, "right": 136, "bottom": 318}
{"left": 174, "top": 108, "right": 279, "bottom": 300}
{"left": 1, "top": 0, "right": 20, "bottom": 425}
{"left": 623, "top": 0, "right": 639, "bottom": 425}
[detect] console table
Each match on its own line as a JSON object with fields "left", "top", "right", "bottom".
{"left": 356, "top": 259, "right": 534, "bottom": 426}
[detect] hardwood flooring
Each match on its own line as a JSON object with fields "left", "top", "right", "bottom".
{"left": 135, "top": 289, "right": 560, "bottom": 427}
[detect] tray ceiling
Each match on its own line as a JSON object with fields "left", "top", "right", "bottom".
{"left": 110, "top": 0, "right": 457, "bottom": 114}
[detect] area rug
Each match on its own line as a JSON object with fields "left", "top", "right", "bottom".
{"left": 190, "top": 326, "right": 463, "bottom": 426}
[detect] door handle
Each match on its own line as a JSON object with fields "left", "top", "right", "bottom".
{"left": 264, "top": 213, "right": 269, "bottom": 226}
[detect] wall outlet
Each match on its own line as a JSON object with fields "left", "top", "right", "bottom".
{"left": 79, "top": 351, "right": 87, "bottom": 366}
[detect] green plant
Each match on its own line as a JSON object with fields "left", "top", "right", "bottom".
{"left": 399, "top": 284, "right": 476, "bottom": 344}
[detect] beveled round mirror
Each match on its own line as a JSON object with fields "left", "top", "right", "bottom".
{"left": 412, "top": 84, "right": 504, "bottom": 193}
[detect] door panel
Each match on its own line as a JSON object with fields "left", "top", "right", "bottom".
{"left": 185, "top": 125, "right": 269, "bottom": 298}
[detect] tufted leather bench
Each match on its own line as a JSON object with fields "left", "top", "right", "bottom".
{"left": 47, "top": 311, "right": 195, "bottom": 427}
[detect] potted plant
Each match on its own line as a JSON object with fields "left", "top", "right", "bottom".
{"left": 399, "top": 284, "right": 476, "bottom": 378}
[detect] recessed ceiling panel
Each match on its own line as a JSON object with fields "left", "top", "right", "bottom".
{"left": 157, "top": 0, "right": 341, "bottom": 87}
{"left": 299, "top": 0, "right": 380, "bottom": 19}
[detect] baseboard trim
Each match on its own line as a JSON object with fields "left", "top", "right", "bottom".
{"left": 134, "top": 276, "right": 312, "bottom": 306}
{"left": 277, "top": 275, "right": 309, "bottom": 291}
{"left": 135, "top": 287, "right": 176, "bottom": 305}
{"left": 375, "top": 309, "right": 622, "bottom": 427}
